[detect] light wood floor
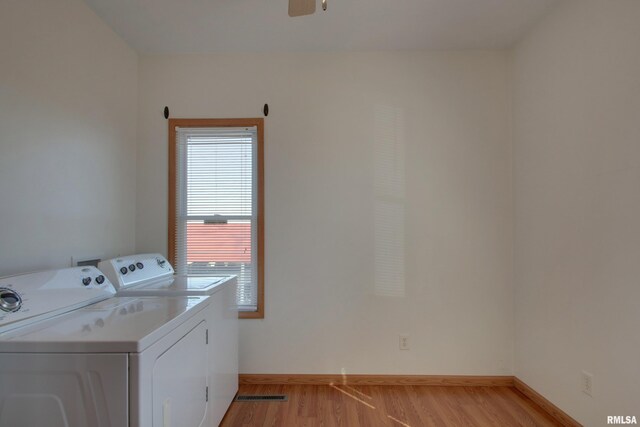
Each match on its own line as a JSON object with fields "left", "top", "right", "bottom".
{"left": 220, "top": 384, "right": 562, "bottom": 426}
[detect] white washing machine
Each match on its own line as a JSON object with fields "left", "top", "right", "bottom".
{"left": 98, "top": 254, "right": 239, "bottom": 427}
{"left": 0, "top": 266, "right": 213, "bottom": 427}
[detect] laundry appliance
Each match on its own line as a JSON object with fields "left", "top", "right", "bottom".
{"left": 99, "top": 253, "right": 239, "bottom": 426}
{"left": 0, "top": 266, "right": 212, "bottom": 427}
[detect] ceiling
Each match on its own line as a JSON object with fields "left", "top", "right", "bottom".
{"left": 83, "top": 0, "right": 559, "bottom": 54}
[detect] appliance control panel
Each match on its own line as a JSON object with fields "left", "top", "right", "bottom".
{"left": 0, "top": 266, "right": 116, "bottom": 334}
{"left": 98, "top": 253, "right": 174, "bottom": 291}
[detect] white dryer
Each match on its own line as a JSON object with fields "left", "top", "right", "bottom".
{"left": 0, "top": 266, "right": 212, "bottom": 427}
{"left": 98, "top": 254, "right": 239, "bottom": 427}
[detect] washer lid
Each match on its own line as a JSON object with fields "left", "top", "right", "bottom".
{"left": 0, "top": 295, "right": 209, "bottom": 353}
{"left": 119, "top": 275, "right": 237, "bottom": 297}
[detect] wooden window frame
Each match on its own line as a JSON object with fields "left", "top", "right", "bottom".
{"left": 168, "top": 118, "right": 264, "bottom": 319}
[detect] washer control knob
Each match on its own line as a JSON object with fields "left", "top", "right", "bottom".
{"left": 120, "top": 267, "right": 128, "bottom": 275}
{"left": 82, "top": 277, "right": 92, "bottom": 286}
{"left": 128, "top": 264, "right": 136, "bottom": 272}
{"left": 136, "top": 262, "right": 144, "bottom": 270}
{"left": 0, "top": 288, "right": 22, "bottom": 312}
{"left": 96, "top": 275, "right": 105, "bottom": 285}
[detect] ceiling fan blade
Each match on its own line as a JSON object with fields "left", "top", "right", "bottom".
{"left": 289, "top": 0, "right": 315, "bottom": 17}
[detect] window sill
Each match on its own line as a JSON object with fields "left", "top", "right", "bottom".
{"left": 239, "top": 310, "right": 264, "bottom": 319}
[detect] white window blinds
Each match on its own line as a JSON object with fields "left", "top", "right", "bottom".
{"left": 175, "top": 126, "right": 258, "bottom": 311}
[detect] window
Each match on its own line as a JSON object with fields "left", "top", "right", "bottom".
{"left": 169, "top": 118, "right": 264, "bottom": 318}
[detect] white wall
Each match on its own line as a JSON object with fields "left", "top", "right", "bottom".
{"left": 0, "top": 0, "right": 138, "bottom": 275}
{"left": 513, "top": 1, "right": 640, "bottom": 424}
{"left": 137, "top": 52, "right": 514, "bottom": 375}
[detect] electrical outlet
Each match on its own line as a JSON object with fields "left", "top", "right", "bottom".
{"left": 581, "top": 371, "right": 593, "bottom": 397}
{"left": 399, "top": 334, "right": 409, "bottom": 350}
